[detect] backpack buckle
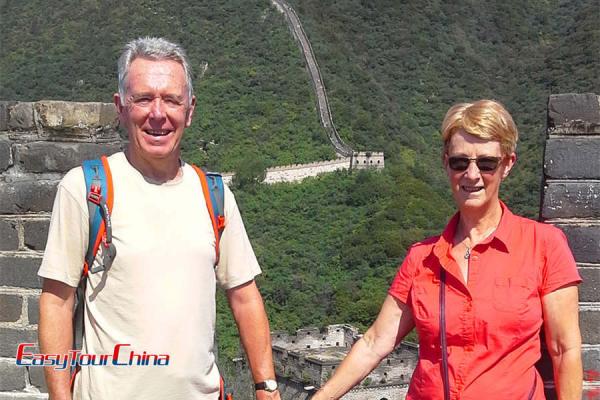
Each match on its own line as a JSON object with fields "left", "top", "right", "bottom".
{"left": 88, "top": 184, "right": 102, "bottom": 205}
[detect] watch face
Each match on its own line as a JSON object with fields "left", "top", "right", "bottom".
{"left": 265, "top": 380, "right": 278, "bottom": 391}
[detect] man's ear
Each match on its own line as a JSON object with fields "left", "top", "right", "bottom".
{"left": 185, "top": 95, "right": 197, "bottom": 127}
{"left": 113, "top": 93, "right": 124, "bottom": 114}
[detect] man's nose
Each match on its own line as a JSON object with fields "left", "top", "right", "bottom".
{"left": 149, "top": 98, "right": 166, "bottom": 119}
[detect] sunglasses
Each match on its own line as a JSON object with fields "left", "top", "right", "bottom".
{"left": 447, "top": 156, "right": 503, "bottom": 172}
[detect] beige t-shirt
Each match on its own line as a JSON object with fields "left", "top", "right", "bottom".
{"left": 38, "top": 152, "right": 261, "bottom": 400}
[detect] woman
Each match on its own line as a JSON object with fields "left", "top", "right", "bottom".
{"left": 312, "top": 100, "right": 582, "bottom": 399}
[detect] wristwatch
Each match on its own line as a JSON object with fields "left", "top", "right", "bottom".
{"left": 254, "top": 379, "right": 278, "bottom": 392}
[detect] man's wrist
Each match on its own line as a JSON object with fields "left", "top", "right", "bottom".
{"left": 254, "top": 379, "right": 278, "bottom": 392}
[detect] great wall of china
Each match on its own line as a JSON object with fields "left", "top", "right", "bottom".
{"left": 0, "top": 0, "right": 598, "bottom": 398}
{"left": 0, "top": 94, "right": 597, "bottom": 400}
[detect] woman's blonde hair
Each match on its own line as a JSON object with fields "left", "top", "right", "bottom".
{"left": 441, "top": 99, "right": 518, "bottom": 155}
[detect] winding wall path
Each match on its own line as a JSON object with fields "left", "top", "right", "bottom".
{"left": 271, "top": 0, "right": 355, "bottom": 157}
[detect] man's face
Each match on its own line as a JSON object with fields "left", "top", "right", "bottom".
{"left": 114, "top": 58, "right": 196, "bottom": 164}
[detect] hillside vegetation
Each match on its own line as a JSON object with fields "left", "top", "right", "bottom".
{"left": 1, "top": 0, "right": 597, "bottom": 393}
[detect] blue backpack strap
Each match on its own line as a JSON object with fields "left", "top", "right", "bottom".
{"left": 205, "top": 172, "right": 225, "bottom": 238}
{"left": 82, "top": 156, "right": 116, "bottom": 274}
{"left": 192, "top": 166, "right": 225, "bottom": 266}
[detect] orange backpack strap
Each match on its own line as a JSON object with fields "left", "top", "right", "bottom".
{"left": 72, "top": 156, "right": 115, "bottom": 379}
{"left": 82, "top": 156, "right": 116, "bottom": 275}
{"left": 192, "top": 165, "right": 225, "bottom": 267}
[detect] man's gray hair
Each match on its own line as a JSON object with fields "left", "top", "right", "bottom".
{"left": 117, "top": 37, "right": 193, "bottom": 105}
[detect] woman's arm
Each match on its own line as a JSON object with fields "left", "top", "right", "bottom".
{"left": 311, "top": 295, "right": 415, "bottom": 400}
{"left": 542, "top": 284, "right": 582, "bottom": 400}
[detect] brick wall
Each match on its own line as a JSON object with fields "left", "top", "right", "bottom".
{"left": 0, "top": 100, "right": 121, "bottom": 399}
{"left": 540, "top": 93, "right": 600, "bottom": 400}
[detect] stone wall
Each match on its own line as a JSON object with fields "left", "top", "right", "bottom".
{"left": 0, "top": 100, "right": 121, "bottom": 399}
{"left": 540, "top": 93, "right": 600, "bottom": 400}
{"left": 1, "top": 94, "right": 597, "bottom": 399}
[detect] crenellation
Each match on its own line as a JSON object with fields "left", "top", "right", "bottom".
{"left": 273, "top": 324, "right": 418, "bottom": 396}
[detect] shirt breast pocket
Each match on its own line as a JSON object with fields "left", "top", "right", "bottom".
{"left": 492, "top": 277, "right": 534, "bottom": 313}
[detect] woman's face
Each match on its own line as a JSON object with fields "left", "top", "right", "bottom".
{"left": 444, "top": 129, "right": 516, "bottom": 212}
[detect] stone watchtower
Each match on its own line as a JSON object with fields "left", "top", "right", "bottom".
{"left": 540, "top": 93, "right": 599, "bottom": 399}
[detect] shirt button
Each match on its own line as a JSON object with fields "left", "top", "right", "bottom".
{"left": 471, "top": 255, "right": 479, "bottom": 261}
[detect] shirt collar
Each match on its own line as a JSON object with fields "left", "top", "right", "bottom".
{"left": 432, "top": 200, "right": 513, "bottom": 262}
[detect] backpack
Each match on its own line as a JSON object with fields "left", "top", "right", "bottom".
{"left": 72, "top": 155, "right": 231, "bottom": 399}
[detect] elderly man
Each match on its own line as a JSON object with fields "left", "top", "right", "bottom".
{"left": 38, "top": 37, "right": 280, "bottom": 400}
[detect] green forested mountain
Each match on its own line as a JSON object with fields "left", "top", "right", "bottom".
{"left": 0, "top": 0, "right": 334, "bottom": 169}
{"left": 1, "top": 0, "right": 597, "bottom": 390}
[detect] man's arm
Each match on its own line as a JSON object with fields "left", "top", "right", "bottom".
{"left": 227, "top": 280, "right": 280, "bottom": 400}
{"left": 39, "top": 278, "right": 76, "bottom": 400}
{"left": 542, "top": 284, "right": 582, "bottom": 400}
{"left": 312, "top": 295, "right": 414, "bottom": 400}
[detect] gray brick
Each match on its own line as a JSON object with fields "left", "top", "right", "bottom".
{"left": 582, "top": 346, "right": 600, "bottom": 382}
{"left": 0, "top": 101, "right": 17, "bottom": 131}
{"left": 544, "top": 137, "right": 600, "bottom": 179}
{"left": 0, "top": 218, "right": 19, "bottom": 251}
{"left": 0, "top": 358, "right": 27, "bottom": 391}
{"left": 15, "top": 142, "right": 121, "bottom": 173}
{"left": 23, "top": 219, "right": 50, "bottom": 251}
{"left": 0, "top": 255, "right": 42, "bottom": 288}
{"left": 0, "top": 328, "right": 37, "bottom": 357}
{"left": 556, "top": 225, "right": 600, "bottom": 264}
{"left": 0, "top": 139, "right": 11, "bottom": 171}
{"left": 0, "top": 294, "right": 23, "bottom": 322}
{"left": 580, "top": 309, "right": 600, "bottom": 344}
{"left": 8, "top": 102, "right": 35, "bottom": 130}
{"left": 547, "top": 93, "right": 600, "bottom": 135}
{"left": 0, "top": 358, "right": 29, "bottom": 392}
{"left": 0, "top": 180, "right": 59, "bottom": 213}
{"left": 35, "top": 101, "right": 118, "bottom": 135}
{"left": 27, "top": 296, "right": 40, "bottom": 325}
{"left": 542, "top": 182, "right": 600, "bottom": 219}
{"left": 579, "top": 268, "right": 600, "bottom": 302}
{"left": 28, "top": 364, "right": 47, "bottom": 393}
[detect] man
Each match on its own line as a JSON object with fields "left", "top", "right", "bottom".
{"left": 38, "top": 37, "right": 280, "bottom": 400}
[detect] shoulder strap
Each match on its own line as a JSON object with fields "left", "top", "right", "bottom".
{"left": 73, "top": 156, "right": 115, "bottom": 381}
{"left": 82, "top": 156, "right": 115, "bottom": 275}
{"left": 192, "top": 165, "right": 225, "bottom": 267}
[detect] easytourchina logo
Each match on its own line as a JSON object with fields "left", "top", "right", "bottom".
{"left": 16, "top": 343, "right": 170, "bottom": 370}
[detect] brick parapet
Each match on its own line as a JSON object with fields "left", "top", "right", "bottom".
{"left": 540, "top": 93, "right": 600, "bottom": 396}
{"left": 0, "top": 101, "right": 122, "bottom": 397}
